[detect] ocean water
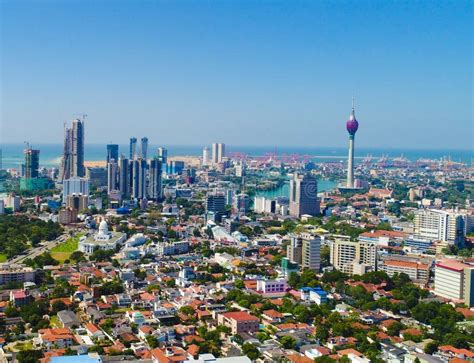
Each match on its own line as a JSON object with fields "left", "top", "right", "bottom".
{"left": 256, "top": 179, "right": 338, "bottom": 198}
{"left": 0, "top": 143, "right": 472, "bottom": 169}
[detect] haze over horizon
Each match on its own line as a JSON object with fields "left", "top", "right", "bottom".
{"left": 1, "top": 0, "right": 472, "bottom": 149}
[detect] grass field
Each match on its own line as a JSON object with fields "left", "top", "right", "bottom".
{"left": 0, "top": 254, "right": 7, "bottom": 263}
{"left": 51, "top": 233, "right": 82, "bottom": 263}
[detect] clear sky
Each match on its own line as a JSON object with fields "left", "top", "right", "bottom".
{"left": 1, "top": 0, "right": 472, "bottom": 149}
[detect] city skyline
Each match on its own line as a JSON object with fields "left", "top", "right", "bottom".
{"left": 1, "top": 1, "right": 472, "bottom": 149}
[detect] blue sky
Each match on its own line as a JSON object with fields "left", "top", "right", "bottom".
{"left": 1, "top": 0, "right": 472, "bottom": 149}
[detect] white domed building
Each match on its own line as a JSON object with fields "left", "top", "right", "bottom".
{"left": 78, "top": 218, "right": 127, "bottom": 254}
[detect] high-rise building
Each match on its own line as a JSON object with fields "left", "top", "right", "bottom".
{"left": 330, "top": 237, "right": 377, "bottom": 275}
{"left": 287, "top": 235, "right": 303, "bottom": 265}
{"left": 211, "top": 143, "right": 218, "bottom": 164}
{"left": 157, "top": 147, "right": 168, "bottom": 165}
{"left": 435, "top": 259, "right": 474, "bottom": 307}
{"left": 106, "top": 144, "right": 119, "bottom": 164}
{"left": 60, "top": 119, "right": 85, "bottom": 180}
{"left": 346, "top": 100, "right": 359, "bottom": 188}
{"left": 131, "top": 159, "right": 147, "bottom": 200}
{"left": 24, "top": 148, "right": 40, "bottom": 179}
{"left": 202, "top": 146, "right": 209, "bottom": 166}
{"left": 289, "top": 173, "right": 320, "bottom": 217}
{"left": 232, "top": 194, "right": 250, "bottom": 213}
{"left": 302, "top": 234, "right": 321, "bottom": 271}
{"left": 206, "top": 192, "right": 226, "bottom": 215}
{"left": 118, "top": 156, "right": 130, "bottom": 199}
{"left": 66, "top": 194, "right": 89, "bottom": 211}
{"left": 130, "top": 137, "right": 137, "bottom": 160}
{"left": 107, "top": 160, "right": 118, "bottom": 193}
{"left": 148, "top": 158, "right": 162, "bottom": 201}
{"left": 63, "top": 177, "right": 89, "bottom": 202}
{"left": 217, "top": 143, "right": 225, "bottom": 163}
{"left": 141, "top": 137, "right": 148, "bottom": 160}
{"left": 414, "top": 209, "right": 466, "bottom": 247}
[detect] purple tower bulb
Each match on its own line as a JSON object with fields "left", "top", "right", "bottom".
{"left": 346, "top": 107, "right": 359, "bottom": 136}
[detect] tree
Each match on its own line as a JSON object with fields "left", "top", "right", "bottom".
{"left": 242, "top": 343, "right": 260, "bottom": 360}
{"left": 280, "top": 335, "right": 297, "bottom": 349}
{"left": 424, "top": 341, "right": 439, "bottom": 355}
{"left": 17, "top": 350, "right": 43, "bottom": 363}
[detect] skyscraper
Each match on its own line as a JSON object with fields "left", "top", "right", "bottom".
{"left": 118, "top": 156, "right": 130, "bottom": 199}
{"left": 211, "top": 143, "right": 225, "bottom": 164}
{"left": 24, "top": 147, "right": 40, "bottom": 179}
{"left": 289, "top": 173, "right": 320, "bottom": 217}
{"left": 148, "top": 158, "right": 162, "bottom": 201}
{"left": 106, "top": 144, "right": 119, "bottom": 164}
{"left": 346, "top": 100, "right": 359, "bottom": 188}
{"left": 141, "top": 137, "right": 148, "bottom": 160}
{"left": 60, "top": 118, "right": 85, "bottom": 180}
{"left": 130, "top": 137, "right": 137, "bottom": 160}
{"left": 157, "top": 147, "right": 167, "bottom": 165}
{"left": 107, "top": 159, "right": 118, "bottom": 193}
{"left": 131, "top": 158, "right": 147, "bottom": 200}
{"left": 217, "top": 143, "right": 225, "bottom": 163}
{"left": 202, "top": 146, "right": 209, "bottom": 166}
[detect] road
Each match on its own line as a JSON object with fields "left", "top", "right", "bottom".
{"left": 9, "top": 234, "right": 69, "bottom": 264}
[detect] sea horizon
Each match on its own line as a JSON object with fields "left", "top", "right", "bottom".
{"left": 0, "top": 142, "right": 472, "bottom": 169}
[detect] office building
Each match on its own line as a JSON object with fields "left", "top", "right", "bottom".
{"left": 106, "top": 144, "right": 119, "bottom": 164}
{"left": 118, "top": 156, "right": 130, "bottom": 199}
{"left": 434, "top": 259, "right": 474, "bottom": 307}
{"left": 233, "top": 193, "right": 250, "bottom": 213}
{"left": 379, "top": 260, "right": 430, "bottom": 283}
{"left": 414, "top": 209, "right": 466, "bottom": 246}
{"left": 141, "top": 137, "right": 148, "bottom": 159}
{"left": 86, "top": 167, "right": 107, "bottom": 188}
{"left": 206, "top": 192, "right": 226, "bottom": 215}
{"left": 289, "top": 173, "right": 320, "bottom": 217}
{"left": 235, "top": 161, "right": 245, "bottom": 177}
{"left": 217, "top": 143, "right": 225, "bottom": 163}
{"left": 63, "top": 177, "right": 89, "bottom": 202}
{"left": 202, "top": 146, "right": 209, "bottom": 166}
{"left": 107, "top": 160, "right": 118, "bottom": 193}
{"left": 330, "top": 238, "right": 377, "bottom": 275}
{"left": 24, "top": 147, "right": 39, "bottom": 179}
{"left": 66, "top": 194, "right": 89, "bottom": 211}
{"left": 302, "top": 234, "right": 321, "bottom": 271}
{"left": 166, "top": 160, "right": 184, "bottom": 175}
{"left": 131, "top": 159, "right": 147, "bottom": 200}
{"left": 129, "top": 137, "right": 137, "bottom": 160}
{"left": 60, "top": 118, "right": 85, "bottom": 180}
{"left": 345, "top": 100, "right": 359, "bottom": 188}
{"left": 287, "top": 234, "right": 303, "bottom": 265}
{"left": 157, "top": 147, "right": 167, "bottom": 165}
{"left": 211, "top": 143, "right": 225, "bottom": 164}
{"left": 148, "top": 158, "right": 162, "bottom": 201}
{"left": 0, "top": 265, "right": 35, "bottom": 285}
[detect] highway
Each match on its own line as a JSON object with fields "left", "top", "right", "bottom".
{"left": 8, "top": 233, "right": 69, "bottom": 264}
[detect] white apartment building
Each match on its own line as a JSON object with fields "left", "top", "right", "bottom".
{"left": 330, "top": 237, "right": 377, "bottom": 275}
{"left": 379, "top": 260, "right": 429, "bottom": 283}
{"left": 413, "top": 209, "right": 465, "bottom": 246}
{"left": 434, "top": 259, "right": 474, "bottom": 306}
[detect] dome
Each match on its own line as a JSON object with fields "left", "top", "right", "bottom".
{"left": 98, "top": 219, "right": 109, "bottom": 235}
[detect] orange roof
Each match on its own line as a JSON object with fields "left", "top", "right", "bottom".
{"left": 286, "top": 354, "right": 313, "bottom": 363}
{"left": 220, "top": 311, "right": 259, "bottom": 322}
{"left": 85, "top": 323, "right": 100, "bottom": 334}
{"left": 338, "top": 348, "right": 364, "bottom": 357}
{"left": 384, "top": 260, "right": 429, "bottom": 269}
{"left": 263, "top": 309, "right": 283, "bottom": 319}
{"left": 360, "top": 230, "right": 407, "bottom": 238}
